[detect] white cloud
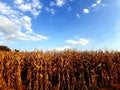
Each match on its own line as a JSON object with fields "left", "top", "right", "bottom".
{"left": 83, "top": 8, "right": 89, "bottom": 14}
{"left": 50, "top": 0, "right": 72, "bottom": 7}
{"left": 91, "top": 4, "right": 97, "bottom": 7}
{"left": 17, "top": 4, "right": 31, "bottom": 11}
{"left": 45, "top": 7, "right": 55, "bottom": 15}
{"left": 56, "top": 0, "right": 66, "bottom": 7}
{"left": 76, "top": 13, "right": 80, "bottom": 18}
{"left": 79, "top": 38, "right": 89, "bottom": 46}
{"left": 15, "top": 0, "right": 23, "bottom": 4}
{"left": 20, "top": 16, "right": 32, "bottom": 34}
{"left": 49, "top": 46, "right": 71, "bottom": 51}
{"left": 97, "top": 0, "right": 101, "bottom": 4}
{"left": 0, "top": 16, "right": 47, "bottom": 42}
{"left": 0, "top": 1, "right": 47, "bottom": 44}
{"left": 14, "top": 0, "right": 42, "bottom": 16}
{"left": 90, "top": 0, "right": 107, "bottom": 12}
{"left": 18, "top": 34, "right": 47, "bottom": 41}
{"left": 50, "top": 1, "right": 56, "bottom": 6}
{"left": 0, "top": 16, "right": 21, "bottom": 35}
{"left": 0, "top": 32, "right": 4, "bottom": 36}
{"left": 66, "top": 39, "right": 78, "bottom": 45}
{"left": 66, "top": 38, "right": 89, "bottom": 46}
{"left": 91, "top": 0, "right": 105, "bottom": 8}
{"left": 0, "top": 2, "right": 18, "bottom": 15}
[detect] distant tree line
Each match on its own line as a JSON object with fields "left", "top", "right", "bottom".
{"left": 0, "top": 45, "right": 19, "bottom": 52}
{"left": 0, "top": 46, "right": 11, "bottom": 51}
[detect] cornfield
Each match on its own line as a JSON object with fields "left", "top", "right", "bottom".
{"left": 0, "top": 50, "right": 120, "bottom": 90}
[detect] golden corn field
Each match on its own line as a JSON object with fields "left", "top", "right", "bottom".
{"left": 0, "top": 50, "right": 120, "bottom": 90}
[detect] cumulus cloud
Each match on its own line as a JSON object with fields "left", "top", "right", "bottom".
{"left": 0, "top": 1, "right": 47, "bottom": 44}
{"left": 66, "top": 38, "right": 89, "bottom": 46}
{"left": 83, "top": 8, "right": 89, "bottom": 14}
{"left": 0, "top": 3, "right": 18, "bottom": 15}
{"left": 14, "top": 0, "right": 42, "bottom": 16}
{"left": 20, "top": 16, "right": 33, "bottom": 34}
{"left": 0, "top": 16, "right": 47, "bottom": 41}
{"left": 49, "top": 46, "right": 71, "bottom": 51}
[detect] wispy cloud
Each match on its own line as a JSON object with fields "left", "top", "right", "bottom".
{"left": 49, "top": 46, "right": 71, "bottom": 51}
{"left": 45, "top": 7, "right": 55, "bottom": 15}
{"left": 66, "top": 38, "right": 89, "bottom": 46}
{"left": 76, "top": 13, "right": 80, "bottom": 18}
{"left": 67, "top": 6, "right": 72, "bottom": 12}
{"left": 0, "top": 1, "right": 47, "bottom": 44}
{"left": 83, "top": 8, "right": 89, "bottom": 14}
{"left": 50, "top": 1, "right": 56, "bottom": 6}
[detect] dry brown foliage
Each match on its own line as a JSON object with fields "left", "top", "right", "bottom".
{"left": 0, "top": 50, "right": 120, "bottom": 90}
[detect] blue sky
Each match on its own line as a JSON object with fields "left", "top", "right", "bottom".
{"left": 0, "top": 0, "right": 120, "bottom": 51}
